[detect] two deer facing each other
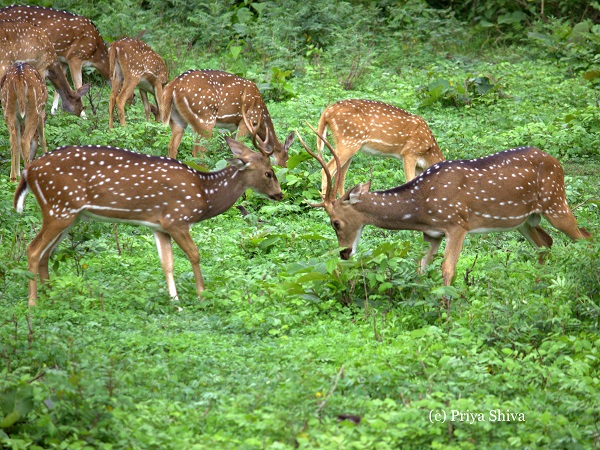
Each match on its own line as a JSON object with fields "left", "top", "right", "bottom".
{"left": 14, "top": 91, "right": 592, "bottom": 306}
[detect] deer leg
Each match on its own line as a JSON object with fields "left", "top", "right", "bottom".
{"left": 37, "top": 113, "right": 47, "bottom": 156}
{"left": 22, "top": 110, "right": 38, "bottom": 163}
{"left": 441, "top": 228, "right": 467, "bottom": 286}
{"left": 108, "top": 77, "right": 122, "bottom": 128}
{"left": 544, "top": 211, "right": 592, "bottom": 240}
{"left": 153, "top": 230, "right": 178, "bottom": 299}
{"left": 7, "top": 119, "right": 20, "bottom": 182}
{"left": 139, "top": 89, "right": 151, "bottom": 122}
{"left": 166, "top": 227, "right": 205, "bottom": 298}
{"left": 26, "top": 217, "right": 76, "bottom": 306}
{"left": 168, "top": 121, "right": 186, "bottom": 159}
{"left": 402, "top": 153, "right": 418, "bottom": 182}
{"left": 115, "top": 77, "right": 139, "bottom": 127}
{"left": 152, "top": 84, "right": 163, "bottom": 122}
{"left": 518, "top": 218, "right": 553, "bottom": 264}
{"left": 323, "top": 153, "right": 352, "bottom": 196}
{"left": 420, "top": 233, "right": 443, "bottom": 273}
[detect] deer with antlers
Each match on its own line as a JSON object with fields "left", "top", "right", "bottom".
{"left": 298, "top": 125, "right": 592, "bottom": 287}
{"left": 161, "top": 69, "right": 294, "bottom": 165}
{"left": 0, "top": 20, "right": 90, "bottom": 116}
{"left": 108, "top": 37, "right": 168, "bottom": 128}
{"left": 14, "top": 105, "right": 281, "bottom": 307}
{"left": 0, "top": 5, "right": 110, "bottom": 114}
{"left": 315, "top": 99, "right": 445, "bottom": 195}
{"left": 1, "top": 63, "right": 48, "bottom": 182}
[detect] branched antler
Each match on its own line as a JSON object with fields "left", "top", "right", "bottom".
{"left": 296, "top": 122, "right": 342, "bottom": 207}
{"left": 242, "top": 89, "right": 271, "bottom": 156}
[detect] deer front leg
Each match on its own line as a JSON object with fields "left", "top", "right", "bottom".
{"left": 153, "top": 230, "right": 178, "bottom": 299}
{"left": 166, "top": 227, "right": 205, "bottom": 299}
{"left": 441, "top": 228, "right": 467, "bottom": 286}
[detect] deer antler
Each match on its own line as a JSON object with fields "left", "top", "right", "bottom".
{"left": 296, "top": 122, "right": 342, "bottom": 207}
{"left": 242, "top": 89, "right": 271, "bottom": 156}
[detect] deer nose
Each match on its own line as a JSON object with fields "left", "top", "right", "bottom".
{"left": 270, "top": 191, "right": 283, "bottom": 201}
{"left": 340, "top": 248, "right": 352, "bottom": 260}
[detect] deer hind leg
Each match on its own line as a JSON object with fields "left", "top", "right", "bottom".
{"left": 153, "top": 230, "right": 178, "bottom": 299}
{"left": 26, "top": 216, "right": 76, "bottom": 306}
{"left": 7, "top": 119, "right": 21, "bottom": 182}
{"left": 544, "top": 209, "right": 592, "bottom": 240}
{"left": 139, "top": 89, "right": 152, "bottom": 122}
{"left": 420, "top": 233, "right": 443, "bottom": 273}
{"left": 167, "top": 119, "right": 187, "bottom": 159}
{"left": 115, "top": 76, "right": 139, "bottom": 127}
{"left": 108, "top": 76, "right": 122, "bottom": 128}
{"left": 322, "top": 151, "right": 353, "bottom": 196}
{"left": 166, "top": 227, "right": 205, "bottom": 299}
{"left": 37, "top": 112, "right": 47, "bottom": 155}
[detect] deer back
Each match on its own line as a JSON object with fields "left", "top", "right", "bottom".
{"left": 0, "top": 20, "right": 57, "bottom": 79}
{"left": 320, "top": 99, "right": 442, "bottom": 158}
{"left": 0, "top": 5, "right": 110, "bottom": 80}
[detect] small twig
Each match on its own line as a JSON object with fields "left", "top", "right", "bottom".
{"left": 316, "top": 365, "right": 345, "bottom": 417}
{"left": 113, "top": 223, "right": 121, "bottom": 255}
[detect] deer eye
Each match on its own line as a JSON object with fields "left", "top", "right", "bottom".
{"left": 332, "top": 220, "right": 341, "bottom": 230}
{"left": 265, "top": 171, "right": 273, "bottom": 179}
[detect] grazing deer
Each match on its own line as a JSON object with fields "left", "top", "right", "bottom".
{"left": 298, "top": 125, "right": 592, "bottom": 287}
{"left": 315, "top": 99, "right": 445, "bottom": 195}
{"left": 0, "top": 5, "right": 110, "bottom": 114}
{"left": 108, "top": 37, "right": 168, "bottom": 128}
{"left": 0, "top": 20, "right": 90, "bottom": 116}
{"left": 14, "top": 109, "right": 282, "bottom": 306}
{"left": 162, "top": 69, "right": 294, "bottom": 166}
{"left": 1, "top": 63, "right": 48, "bottom": 182}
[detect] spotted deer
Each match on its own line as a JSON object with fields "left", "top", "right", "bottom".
{"left": 14, "top": 108, "right": 282, "bottom": 306}
{"left": 297, "top": 125, "right": 592, "bottom": 287}
{"left": 315, "top": 99, "right": 445, "bottom": 195}
{"left": 0, "top": 20, "right": 90, "bottom": 116}
{"left": 0, "top": 5, "right": 110, "bottom": 114}
{"left": 161, "top": 69, "right": 294, "bottom": 165}
{"left": 1, "top": 63, "right": 48, "bottom": 182}
{"left": 108, "top": 37, "right": 168, "bottom": 128}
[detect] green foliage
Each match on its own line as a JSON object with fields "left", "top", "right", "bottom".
{"left": 418, "top": 73, "right": 506, "bottom": 107}
{"left": 0, "top": 1, "right": 599, "bottom": 448}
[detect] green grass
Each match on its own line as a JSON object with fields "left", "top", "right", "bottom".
{"left": 1, "top": 12, "right": 600, "bottom": 450}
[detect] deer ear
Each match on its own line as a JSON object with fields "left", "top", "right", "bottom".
{"left": 345, "top": 183, "right": 367, "bottom": 204}
{"left": 225, "top": 136, "right": 249, "bottom": 157}
{"left": 227, "top": 158, "right": 250, "bottom": 170}
{"left": 283, "top": 131, "right": 295, "bottom": 152}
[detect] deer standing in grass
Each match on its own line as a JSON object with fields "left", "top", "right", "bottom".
{"left": 1, "top": 63, "right": 48, "bottom": 182}
{"left": 108, "top": 37, "right": 168, "bottom": 128}
{"left": 14, "top": 106, "right": 282, "bottom": 306}
{"left": 315, "top": 99, "right": 445, "bottom": 195}
{"left": 161, "top": 69, "right": 294, "bottom": 165}
{"left": 0, "top": 20, "right": 90, "bottom": 116}
{"left": 298, "top": 125, "right": 592, "bottom": 287}
{"left": 0, "top": 5, "right": 110, "bottom": 114}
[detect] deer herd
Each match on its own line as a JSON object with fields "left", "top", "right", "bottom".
{"left": 0, "top": 6, "right": 591, "bottom": 306}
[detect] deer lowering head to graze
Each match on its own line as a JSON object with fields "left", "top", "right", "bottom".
{"left": 1, "top": 62, "right": 48, "bottom": 182}
{"left": 0, "top": 5, "right": 110, "bottom": 114}
{"left": 315, "top": 99, "right": 445, "bottom": 195}
{"left": 162, "top": 69, "right": 294, "bottom": 166}
{"left": 108, "top": 37, "right": 168, "bottom": 128}
{"left": 0, "top": 20, "right": 90, "bottom": 117}
{"left": 298, "top": 125, "right": 592, "bottom": 287}
{"left": 14, "top": 115, "right": 282, "bottom": 306}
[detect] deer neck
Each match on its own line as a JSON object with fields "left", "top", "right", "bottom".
{"left": 195, "top": 165, "right": 248, "bottom": 220}
{"left": 353, "top": 187, "right": 430, "bottom": 232}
